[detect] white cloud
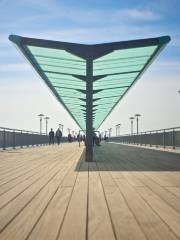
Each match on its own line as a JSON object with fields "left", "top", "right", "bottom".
{"left": 0, "top": 63, "right": 31, "bottom": 72}
{"left": 119, "top": 9, "right": 161, "bottom": 21}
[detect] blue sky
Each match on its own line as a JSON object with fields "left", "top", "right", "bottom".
{"left": 0, "top": 0, "right": 180, "bottom": 135}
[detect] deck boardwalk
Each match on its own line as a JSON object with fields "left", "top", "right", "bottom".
{"left": 0, "top": 142, "right": 180, "bottom": 240}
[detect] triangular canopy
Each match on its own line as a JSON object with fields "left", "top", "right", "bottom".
{"left": 9, "top": 35, "right": 170, "bottom": 130}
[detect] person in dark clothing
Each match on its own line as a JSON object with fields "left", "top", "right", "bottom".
{"left": 93, "top": 129, "right": 101, "bottom": 146}
{"left": 82, "top": 135, "right": 86, "bottom": 146}
{"left": 68, "top": 133, "right": 72, "bottom": 143}
{"left": 49, "top": 128, "right": 55, "bottom": 144}
{"left": 56, "top": 128, "right": 62, "bottom": 145}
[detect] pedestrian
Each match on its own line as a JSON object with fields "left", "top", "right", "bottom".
{"left": 49, "top": 128, "right": 54, "bottom": 145}
{"left": 56, "top": 128, "right": 62, "bottom": 145}
{"left": 68, "top": 133, "right": 72, "bottom": 143}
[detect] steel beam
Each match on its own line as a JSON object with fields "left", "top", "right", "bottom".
{"left": 86, "top": 58, "right": 93, "bottom": 161}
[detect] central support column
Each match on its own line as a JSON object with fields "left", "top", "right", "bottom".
{"left": 86, "top": 58, "right": 93, "bottom": 162}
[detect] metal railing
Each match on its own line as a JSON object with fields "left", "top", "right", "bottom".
{"left": 110, "top": 126, "right": 180, "bottom": 149}
{"left": 0, "top": 127, "right": 49, "bottom": 150}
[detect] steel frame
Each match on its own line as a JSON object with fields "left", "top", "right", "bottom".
{"left": 9, "top": 35, "right": 170, "bottom": 161}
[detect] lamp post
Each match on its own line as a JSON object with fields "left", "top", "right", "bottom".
{"left": 115, "top": 125, "right": 118, "bottom": 136}
{"left": 105, "top": 130, "right": 107, "bottom": 138}
{"left": 59, "top": 124, "right": 64, "bottom": 136}
{"left": 108, "top": 128, "right": 112, "bottom": 138}
{"left": 38, "top": 114, "right": 44, "bottom": 135}
{"left": 129, "top": 117, "right": 134, "bottom": 135}
{"left": 44, "top": 117, "right": 50, "bottom": 135}
{"left": 115, "top": 124, "right": 121, "bottom": 136}
{"left": 134, "top": 114, "right": 141, "bottom": 135}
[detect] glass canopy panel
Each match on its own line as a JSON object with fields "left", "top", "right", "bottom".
{"left": 9, "top": 34, "right": 170, "bottom": 131}
{"left": 25, "top": 45, "right": 86, "bottom": 129}
{"left": 92, "top": 45, "right": 161, "bottom": 129}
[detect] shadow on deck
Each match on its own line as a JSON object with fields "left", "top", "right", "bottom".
{"left": 76, "top": 142, "right": 180, "bottom": 171}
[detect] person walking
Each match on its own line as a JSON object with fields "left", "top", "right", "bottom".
{"left": 68, "top": 133, "right": 72, "bottom": 143}
{"left": 49, "top": 128, "right": 55, "bottom": 145}
{"left": 56, "top": 128, "right": 62, "bottom": 145}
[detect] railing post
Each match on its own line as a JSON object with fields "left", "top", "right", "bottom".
{"left": 20, "top": 130, "right": 23, "bottom": 148}
{"left": 3, "top": 129, "right": 6, "bottom": 150}
{"left": 149, "top": 132, "right": 152, "bottom": 147}
{"left": 27, "top": 132, "right": 29, "bottom": 147}
{"left": 172, "top": 129, "right": 175, "bottom": 149}
{"left": 163, "top": 130, "right": 166, "bottom": 149}
{"left": 13, "top": 131, "right": 15, "bottom": 149}
{"left": 156, "top": 131, "right": 158, "bottom": 148}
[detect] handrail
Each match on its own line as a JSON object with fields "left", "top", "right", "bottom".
{"left": 111, "top": 126, "right": 180, "bottom": 150}
{"left": 115, "top": 126, "right": 180, "bottom": 137}
{"left": 0, "top": 126, "right": 46, "bottom": 135}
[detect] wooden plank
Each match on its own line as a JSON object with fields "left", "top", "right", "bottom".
{"left": 0, "top": 147, "right": 83, "bottom": 239}
{"left": 136, "top": 186, "right": 180, "bottom": 239}
{"left": 115, "top": 179, "right": 177, "bottom": 240}
{"left": 166, "top": 187, "right": 180, "bottom": 199}
{"left": 97, "top": 163, "right": 146, "bottom": 240}
{"left": 133, "top": 172, "right": 180, "bottom": 213}
{"left": 0, "top": 159, "right": 60, "bottom": 208}
{"left": 28, "top": 187, "right": 72, "bottom": 240}
{"left": 88, "top": 163, "right": 115, "bottom": 240}
{"left": 28, "top": 149, "right": 84, "bottom": 240}
{"left": 58, "top": 162, "right": 88, "bottom": 240}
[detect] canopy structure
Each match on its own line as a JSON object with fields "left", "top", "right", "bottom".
{"left": 9, "top": 34, "right": 170, "bottom": 161}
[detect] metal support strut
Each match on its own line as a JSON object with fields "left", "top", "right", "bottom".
{"left": 86, "top": 58, "right": 93, "bottom": 162}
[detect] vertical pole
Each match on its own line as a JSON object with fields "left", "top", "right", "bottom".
{"left": 131, "top": 120, "right": 133, "bottom": 135}
{"left": 13, "top": 131, "right": 15, "bottom": 149}
{"left": 163, "top": 130, "right": 166, "bottom": 148}
{"left": 40, "top": 118, "right": 42, "bottom": 135}
{"left": 137, "top": 117, "right": 139, "bottom": 135}
{"left": 3, "top": 129, "right": 6, "bottom": 150}
{"left": 62, "top": 125, "right": 64, "bottom": 136}
{"left": 45, "top": 120, "right": 47, "bottom": 136}
{"left": 86, "top": 58, "right": 93, "bottom": 162}
{"left": 172, "top": 129, "right": 175, "bottom": 149}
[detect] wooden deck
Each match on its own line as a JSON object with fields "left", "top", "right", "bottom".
{"left": 0, "top": 142, "right": 180, "bottom": 240}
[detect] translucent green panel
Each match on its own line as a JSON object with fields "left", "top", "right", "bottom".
{"left": 93, "top": 46, "right": 158, "bottom": 76}
{"left": 39, "top": 64, "right": 86, "bottom": 75}
{"left": 27, "top": 46, "right": 85, "bottom": 62}
{"left": 56, "top": 89, "right": 85, "bottom": 97}
{"left": 94, "top": 85, "right": 131, "bottom": 91}
{"left": 97, "top": 73, "right": 139, "bottom": 81}
{"left": 50, "top": 80, "right": 85, "bottom": 87}
{"left": 94, "top": 62, "right": 145, "bottom": 71}
{"left": 45, "top": 73, "right": 82, "bottom": 81}
{"left": 94, "top": 46, "right": 157, "bottom": 62}
{"left": 94, "top": 99, "right": 119, "bottom": 105}
{"left": 94, "top": 67, "right": 141, "bottom": 76}
{"left": 35, "top": 56, "right": 85, "bottom": 67}
{"left": 94, "top": 56, "right": 149, "bottom": 66}
{"left": 54, "top": 85, "right": 84, "bottom": 90}
{"left": 94, "top": 89, "right": 128, "bottom": 99}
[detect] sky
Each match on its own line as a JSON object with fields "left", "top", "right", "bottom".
{"left": 0, "top": 0, "right": 180, "bottom": 136}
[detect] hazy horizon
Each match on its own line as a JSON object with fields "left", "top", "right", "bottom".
{"left": 0, "top": 0, "right": 180, "bottom": 136}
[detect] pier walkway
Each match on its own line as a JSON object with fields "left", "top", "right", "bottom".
{"left": 0, "top": 142, "right": 180, "bottom": 240}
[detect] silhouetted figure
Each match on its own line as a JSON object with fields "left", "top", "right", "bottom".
{"left": 49, "top": 128, "right": 54, "bottom": 145}
{"left": 93, "top": 130, "right": 101, "bottom": 146}
{"left": 99, "top": 134, "right": 102, "bottom": 143}
{"left": 80, "top": 135, "right": 83, "bottom": 142}
{"left": 56, "top": 128, "right": 62, "bottom": 145}
{"left": 68, "top": 133, "right": 72, "bottom": 143}
{"left": 82, "top": 135, "right": 86, "bottom": 145}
